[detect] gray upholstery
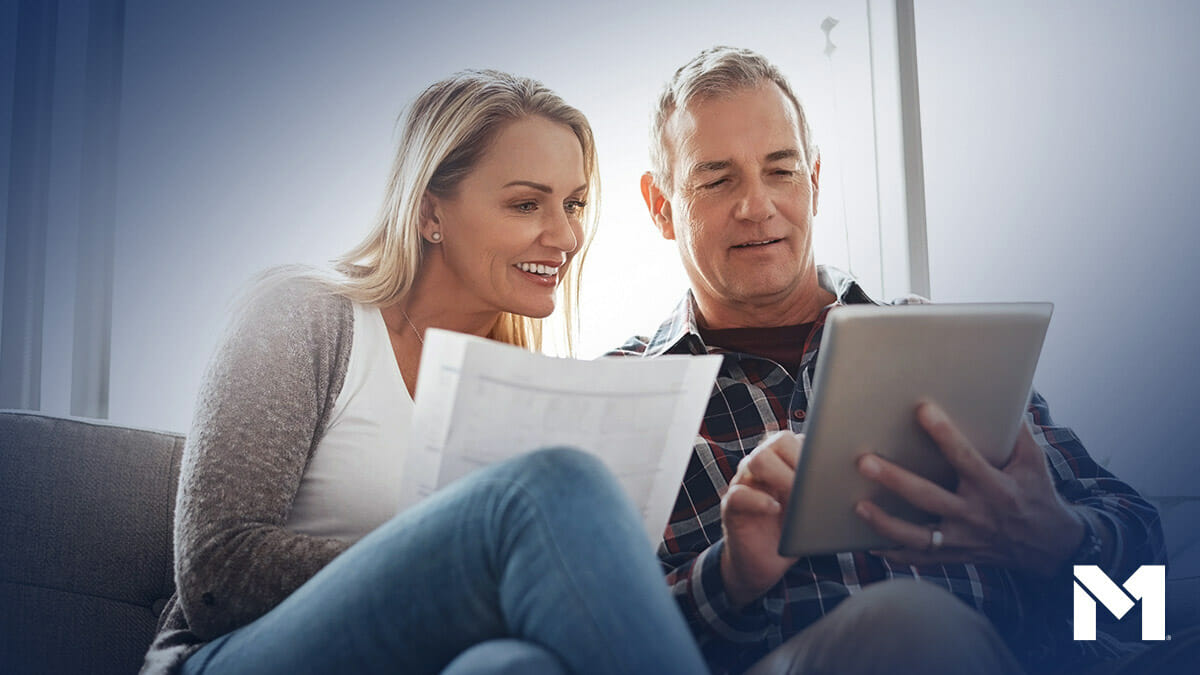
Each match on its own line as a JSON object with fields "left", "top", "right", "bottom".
{"left": 0, "top": 410, "right": 183, "bottom": 675}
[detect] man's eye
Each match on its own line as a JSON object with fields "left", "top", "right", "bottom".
{"left": 701, "top": 178, "right": 728, "bottom": 189}
{"left": 773, "top": 169, "right": 796, "bottom": 176}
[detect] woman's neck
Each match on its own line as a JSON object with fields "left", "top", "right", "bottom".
{"left": 384, "top": 268, "right": 501, "bottom": 341}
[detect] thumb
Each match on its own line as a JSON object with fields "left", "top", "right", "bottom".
{"left": 1008, "top": 422, "right": 1048, "bottom": 474}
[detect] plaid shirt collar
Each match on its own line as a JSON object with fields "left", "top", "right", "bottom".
{"left": 638, "top": 265, "right": 879, "bottom": 358}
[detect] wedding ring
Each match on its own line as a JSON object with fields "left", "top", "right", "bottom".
{"left": 929, "top": 528, "right": 945, "bottom": 552}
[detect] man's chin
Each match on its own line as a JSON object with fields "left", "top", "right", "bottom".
{"left": 727, "top": 278, "right": 804, "bottom": 304}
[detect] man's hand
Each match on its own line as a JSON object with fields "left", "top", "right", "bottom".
{"left": 720, "top": 431, "right": 802, "bottom": 610}
{"left": 854, "top": 402, "right": 1086, "bottom": 578}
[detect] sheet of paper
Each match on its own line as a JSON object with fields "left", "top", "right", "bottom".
{"left": 398, "top": 329, "right": 721, "bottom": 544}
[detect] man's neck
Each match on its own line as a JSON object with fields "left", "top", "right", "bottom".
{"left": 694, "top": 280, "right": 835, "bottom": 330}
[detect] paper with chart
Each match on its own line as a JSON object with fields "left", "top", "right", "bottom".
{"left": 398, "top": 329, "right": 721, "bottom": 544}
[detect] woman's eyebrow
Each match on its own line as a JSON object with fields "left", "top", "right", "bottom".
{"left": 503, "top": 180, "right": 553, "bottom": 192}
{"left": 502, "top": 181, "right": 588, "bottom": 194}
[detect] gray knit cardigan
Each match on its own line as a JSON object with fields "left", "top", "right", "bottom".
{"left": 141, "top": 275, "right": 356, "bottom": 674}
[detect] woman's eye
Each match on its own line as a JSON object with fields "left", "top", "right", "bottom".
{"left": 514, "top": 201, "right": 538, "bottom": 213}
{"left": 564, "top": 199, "right": 587, "bottom": 215}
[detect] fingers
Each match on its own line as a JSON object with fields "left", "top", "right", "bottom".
{"left": 723, "top": 483, "right": 782, "bottom": 517}
{"left": 762, "top": 430, "right": 802, "bottom": 469}
{"left": 854, "top": 499, "right": 940, "bottom": 551}
{"left": 916, "top": 402, "right": 996, "bottom": 482}
{"left": 734, "top": 451, "right": 793, "bottom": 505}
{"left": 733, "top": 434, "right": 800, "bottom": 505}
{"left": 739, "top": 431, "right": 801, "bottom": 471}
{"left": 855, "top": 499, "right": 989, "bottom": 551}
{"left": 857, "top": 453, "right": 965, "bottom": 517}
{"left": 856, "top": 493, "right": 999, "bottom": 555}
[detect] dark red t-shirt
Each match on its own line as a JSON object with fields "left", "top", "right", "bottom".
{"left": 698, "top": 322, "right": 817, "bottom": 379}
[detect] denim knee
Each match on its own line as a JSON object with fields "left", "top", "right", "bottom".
{"left": 497, "top": 447, "right": 638, "bottom": 531}
{"left": 441, "top": 639, "right": 567, "bottom": 675}
{"left": 516, "top": 447, "right": 613, "bottom": 491}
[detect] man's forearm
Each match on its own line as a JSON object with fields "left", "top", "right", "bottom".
{"left": 665, "top": 540, "right": 775, "bottom": 644}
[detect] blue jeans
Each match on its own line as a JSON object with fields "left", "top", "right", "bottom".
{"left": 181, "top": 448, "right": 708, "bottom": 675}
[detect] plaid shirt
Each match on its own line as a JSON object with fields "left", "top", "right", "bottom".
{"left": 609, "top": 266, "right": 1165, "bottom": 674}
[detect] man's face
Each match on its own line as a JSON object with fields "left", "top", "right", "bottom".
{"left": 651, "top": 83, "right": 820, "bottom": 324}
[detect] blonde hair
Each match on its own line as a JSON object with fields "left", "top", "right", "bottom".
{"left": 333, "top": 70, "right": 598, "bottom": 354}
{"left": 650, "top": 46, "right": 816, "bottom": 197}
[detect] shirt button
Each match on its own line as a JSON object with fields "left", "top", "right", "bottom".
{"left": 792, "top": 410, "right": 806, "bottom": 421}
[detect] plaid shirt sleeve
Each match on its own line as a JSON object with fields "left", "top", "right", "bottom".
{"left": 1024, "top": 389, "right": 1166, "bottom": 580}
{"left": 663, "top": 539, "right": 776, "bottom": 642}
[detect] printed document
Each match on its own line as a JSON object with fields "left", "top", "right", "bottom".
{"left": 398, "top": 329, "right": 721, "bottom": 543}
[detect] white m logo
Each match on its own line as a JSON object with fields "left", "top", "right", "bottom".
{"left": 1073, "top": 565, "right": 1166, "bottom": 641}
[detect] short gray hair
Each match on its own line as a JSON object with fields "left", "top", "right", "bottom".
{"left": 650, "top": 46, "right": 816, "bottom": 196}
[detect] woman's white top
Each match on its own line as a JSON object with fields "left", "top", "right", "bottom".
{"left": 285, "top": 302, "right": 412, "bottom": 542}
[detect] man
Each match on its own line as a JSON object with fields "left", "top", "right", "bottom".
{"left": 612, "top": 46, "right": 1165, "bottom": 674}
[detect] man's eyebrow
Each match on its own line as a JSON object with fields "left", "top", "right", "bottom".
{"left": 765, "top": 148, "right": 802, "bottom": 163}
{"left": 686, "top": 150, "right": 802, "bottom": 181}
{"left": 686, "top": 160, "right": 731, "bottom": 179}
{"left": 502, "top": 181, "right": 589, "bottom": 195}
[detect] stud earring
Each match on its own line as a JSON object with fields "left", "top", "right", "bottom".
{"left": 429, "top": 231, "right": 442, "bottom": 243}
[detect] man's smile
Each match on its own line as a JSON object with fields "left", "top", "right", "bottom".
{"left": 731, "top": 237, "right": 784, "bottom": 249}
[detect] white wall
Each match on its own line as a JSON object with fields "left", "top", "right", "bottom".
{"left": 915, "top": 0, "right": 1200, "bottom": 569}
{"left": 106, "top": 0, "right": 891, "bottom": 431}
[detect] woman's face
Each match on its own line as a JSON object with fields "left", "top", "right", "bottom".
{"left": 426, "top": 115, "right": 588, "bottom": 319}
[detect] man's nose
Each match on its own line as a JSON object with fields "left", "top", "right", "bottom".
{"left": 734, "top": 177, "right": 777, "bottom": 223}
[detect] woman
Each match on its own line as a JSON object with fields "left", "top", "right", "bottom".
{"left": 141, "top": 71, "right": 708, "bottom": 675}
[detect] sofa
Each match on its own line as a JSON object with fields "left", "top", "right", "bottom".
{"left": 2, "top": 409, "right": 1198, "bottom": 675}
{"left": 1, "top": 410, "right": 183, "bottom": 675}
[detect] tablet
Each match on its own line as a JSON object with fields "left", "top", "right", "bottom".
{"left": 778, "top": 302, "right": 1052, "bottom": 557}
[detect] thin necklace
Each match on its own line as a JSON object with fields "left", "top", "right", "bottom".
{"left": 400, "top": 308, "right": 424, "bottom": 346}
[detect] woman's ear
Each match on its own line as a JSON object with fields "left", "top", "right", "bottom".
{"left": 419, "top": 193, "right": 443, "bottom": 243}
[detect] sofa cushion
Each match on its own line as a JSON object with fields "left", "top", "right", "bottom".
{"left": 0, "top": 410, "right": 184, "bottom": 675}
